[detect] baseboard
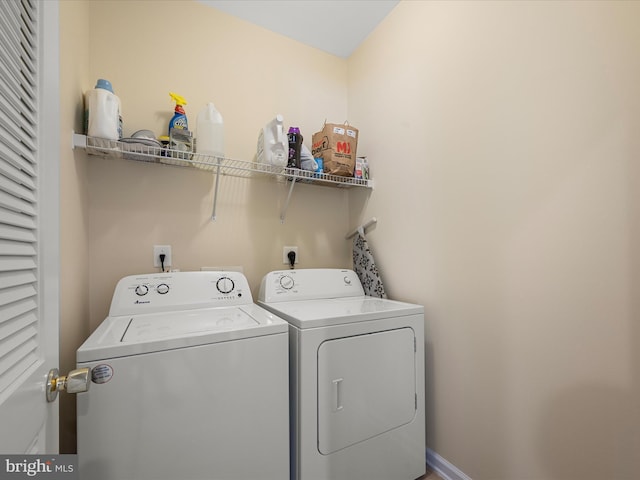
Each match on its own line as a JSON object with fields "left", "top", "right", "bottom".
{"left": 426, "top": 448, "right": 472, "bottom": 480}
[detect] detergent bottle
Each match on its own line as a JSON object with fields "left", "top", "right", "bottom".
{"left": 85, "top": 79, "right": 122, "bottom": 140}
{"left": 287, "top": 127, "right": 303, "bottom": 169}
{"left": 196, "top": 102, "right": 224, "bottom": 159}
{"left": 257, "top": 114, "right": 287, "bottom": 167}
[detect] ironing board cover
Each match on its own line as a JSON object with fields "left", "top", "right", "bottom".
{"left": 353, "top": 230, "right": 387, "bottom": 298}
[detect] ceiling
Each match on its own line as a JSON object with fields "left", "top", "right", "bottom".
{"left": 199, "top": 0, "right": 400, "bottom": 58}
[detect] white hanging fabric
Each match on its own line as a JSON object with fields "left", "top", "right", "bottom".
{"left": 352, "top": 227, "right": 387, "bottom": 298}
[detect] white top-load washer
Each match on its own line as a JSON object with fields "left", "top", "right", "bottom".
{"left": 77, "top": 271, "right": 289, "bottom": 480}
{"left": 258, "top": 269, "right": 426, "bottom": 480}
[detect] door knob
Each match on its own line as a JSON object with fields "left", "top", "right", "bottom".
{"left": 46, "top": 367, "right": 90, "bottom": 402}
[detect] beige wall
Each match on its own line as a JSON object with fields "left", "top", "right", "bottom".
{"left": 83, "top": 0, "right": 356, "bottom": 329}
{"left": 59, "top": 0, "right": 640, "bottom": 475}
{"left": 349, "top": 1, "right": 640, "bottom": 478}
{"left": 59, "top": 0, "right": 90, "bottom": 454}
{"left": 59, "top": 0, "right": 360, "bottom": 452}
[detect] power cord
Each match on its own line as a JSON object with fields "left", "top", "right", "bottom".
{"left": 159, "top": 253, "right": 166, "bottom": 273}
{"left": 287, "top": 250, "right": 296, "bottom": 269}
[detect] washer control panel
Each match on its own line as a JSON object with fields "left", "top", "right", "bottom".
{"left": 258, "top": 269, "right": 364, "bottom": 303}
{"left": 110, "top": 271, "right": 251, "bottom": 316}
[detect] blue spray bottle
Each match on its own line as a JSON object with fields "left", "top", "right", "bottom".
{"left": 168, "top": 92, "right": 188, "bottom": 134}
{"left": 168, "top": 92, "right": 192, "bottom": 159}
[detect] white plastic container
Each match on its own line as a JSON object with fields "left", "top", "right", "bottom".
{"left": 85, "top": 79, "right": 121, "bottom": 140}
{"left": 256, "top": 114, "right": 287, "bottom": 167}
{"left": 195, "top": 102, "right": 224, "bottom": 160}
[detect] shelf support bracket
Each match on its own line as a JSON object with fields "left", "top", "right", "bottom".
{"left": 72, "top": 131, "right": 86, "bottom": 150}
{"left": 211, "top": 157, "right": 222, "bottom": 221}
{"left": 280, "top": 177, "right": 297, "bottom": 223}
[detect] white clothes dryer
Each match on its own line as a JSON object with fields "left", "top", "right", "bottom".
{"left": 77, "top": 271, "right": 289, "bottom": 480}
{"left": 258, "top": 269, "right": 425, "bottom": 480}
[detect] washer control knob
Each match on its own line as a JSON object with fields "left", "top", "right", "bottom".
{"left": 134, "top": 284, "right": 149, "bottom": 296}
{"left": 216, "top": 276, "right": 235, "bottom": 294}
{"left": 279, "top": 275, "right": 295, "bottom": 290}
{"left": 156, "top": 283, "right": 169, "bottom": 295}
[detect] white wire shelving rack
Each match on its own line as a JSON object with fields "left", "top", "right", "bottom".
{"left": 72, "top": 133, "right": 373, "bottom": 222}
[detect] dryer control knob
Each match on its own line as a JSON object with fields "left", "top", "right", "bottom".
{"left": 134, "top": 284, "right": 149, "bottom": 296}
{"left": 156, "top": 283, "right": 169, "bottom": 295}
{"left": 279, "top": 275, "right": 294, "bottom": 290}
{"left": 216, "top": 276, "right": 235, "bottom": 294}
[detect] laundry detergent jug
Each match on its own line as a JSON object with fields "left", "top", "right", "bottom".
{"left": 257, "top": 114, "right": 287, "bottom": 167}
{"left": 85, "top": 79, "right": 122, "bottom": 140}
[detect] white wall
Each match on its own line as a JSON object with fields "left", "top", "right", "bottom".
{"left": 348, "top": 1, "right": 640, "bottom": 478}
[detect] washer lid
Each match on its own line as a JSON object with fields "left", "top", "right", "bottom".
{"left": 258, "top": 296, "right": 423, "bottom": 329}
{"left": 121, "top": 309, "right": 257, "bottom": 342}
{"left": 77, "top": 304, "right": 287, "bottom": 362}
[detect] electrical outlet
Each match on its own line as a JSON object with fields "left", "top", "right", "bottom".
{"left": 153, "top": 245, "right": 172, "bottom": 268}
{"left": 283, "top": 246, "right": 299, "bottom": 265}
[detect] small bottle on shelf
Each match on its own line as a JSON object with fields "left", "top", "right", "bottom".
{"left": 287, "top": 127, "right": 302, "bottom": 168}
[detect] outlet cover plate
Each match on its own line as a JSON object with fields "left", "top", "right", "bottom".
{"left": 283, "top": 246, "right": 299, "bottom": 265}
{"left": 153, "top": 245, "right": 172, "bottom": 267}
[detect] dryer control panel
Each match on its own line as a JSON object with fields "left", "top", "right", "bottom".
{"left": 258, "top": 269, "right": 364, "bottom": 303}
{"left": 109, "top": 271, "right": 252, "bottom": 316}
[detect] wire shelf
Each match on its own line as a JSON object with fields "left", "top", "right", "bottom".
{"left": 74, "top": 134, "right": 372, "bottom": 189}
{"left": 73, "top": 133, "right": 373, "bottom": 222}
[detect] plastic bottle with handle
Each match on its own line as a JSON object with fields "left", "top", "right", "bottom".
{"left": 196, "top": 102, "right": 224, "bottom": 159}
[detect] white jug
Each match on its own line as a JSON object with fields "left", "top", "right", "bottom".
{"left": 257, "top": 114, "right": 287, "bottom": 167}
{"left": 196, "top": 102, "right": 224, "bottom": 158}
{"left": 86, "top": 79, "right": 121, "bottom": 140}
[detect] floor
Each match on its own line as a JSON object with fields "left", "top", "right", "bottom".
{"left": 418, "top": 466, "right": 445, "bottom": 480}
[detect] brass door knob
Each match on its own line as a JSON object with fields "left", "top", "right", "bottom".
{"left": 46, "top": 367, "right": 90, "bottom": 402}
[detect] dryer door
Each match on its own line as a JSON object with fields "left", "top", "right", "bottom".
{"left": 317, "top": 327, "right": 416, "bottom": 455}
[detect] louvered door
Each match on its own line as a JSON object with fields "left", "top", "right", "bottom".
{"left": 0, "top": 0, "right": 60, "bottom": 453}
